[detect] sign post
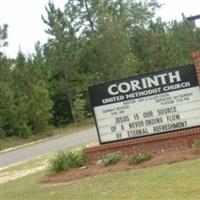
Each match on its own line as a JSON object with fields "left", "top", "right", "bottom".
{"left": 186, "top": 14, "right": 200, "bottom": 21}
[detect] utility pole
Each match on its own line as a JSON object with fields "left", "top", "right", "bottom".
{"left": 186, "top": 14, "right": 200, "bottom": 21}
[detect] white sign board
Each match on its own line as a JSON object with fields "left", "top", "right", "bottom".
{"left": 89, "top": 65, "right": 200, "bottom": 144}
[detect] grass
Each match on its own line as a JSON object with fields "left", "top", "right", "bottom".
{"left": 0, "top": 153, "right": 53, "bottom": 184}
{"left": 102, "top": 151, "right": 122, "bottom": 166}
{"left": 49, "top": 150, "right": 86, "bottom": 172}
{"left": 0, "top": 118, "right": 94, "bottom": 151}
{"left": 1, "top": 157, "right": 200, "bottom": 200}
{"left": 128, "top": 153, "right": 152, "bottom": 165}
{"left": 1, "top": 152, "right": 53, "bottom": 173}
{"left": 1, "top": 141, "right": 97, "bottom": 183}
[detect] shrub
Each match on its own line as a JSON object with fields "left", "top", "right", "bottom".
{"left": 128, "top": 153, "right": 152, "bottom": 165}
{"left": 49, "top": 150, "right": 86, "bottom": 172}
{"left": 103, "top": 152, "right": 122, "bottom": 166}
{"left": 193, "top": 139, "right": 200, "bottom": 154}
{"left": 17, "top": 124, "right": 32, "bottom": 138}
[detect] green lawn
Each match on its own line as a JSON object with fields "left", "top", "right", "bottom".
{"left": 2, "top": 158, "right": 200, "bottom": 200}
{"left": 0, "top": 118, "right": 94, "bottom": 151}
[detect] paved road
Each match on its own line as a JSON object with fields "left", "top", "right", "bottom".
{"left": 0, "top": 127, "right": 98, "bottom": 168}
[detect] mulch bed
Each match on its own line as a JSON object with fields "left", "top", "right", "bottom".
{"left": 40, "top": 149, "right": 200, "bottom": 185}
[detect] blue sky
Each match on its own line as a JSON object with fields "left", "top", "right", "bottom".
{"left": 0, "top": 0, "right": 199, "bottom": 58}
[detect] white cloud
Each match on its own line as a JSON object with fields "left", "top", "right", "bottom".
{"left": 156, "top": 0, "right": 200, "bottom": 24}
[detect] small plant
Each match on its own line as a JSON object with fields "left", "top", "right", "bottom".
{"left": 17, "top": 124, "right": 32, "bottom": 138}
{"left": 49, "top": 150, "right": 86, "bottom": 172}
{"left": 103, "top": 151, "right": 122, "bottom": 166}
{"left": 193, "top": 139, "right": 200, "bottom": 154}
{"left": 128, "top": 153, "right": 152, "bottom": 165}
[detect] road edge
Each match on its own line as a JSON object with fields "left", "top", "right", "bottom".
{"left": 0, "top": 126, "right": 95, "bottom": 154}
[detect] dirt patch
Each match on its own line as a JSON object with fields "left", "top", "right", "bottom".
{"left": 1, "top": 158, "right": 49, "bottom": 184}
{"left": 40, "top": 149, "right": 200, "bottom": 185}
{"left": 1, "top": 166, "right": 46, "bottom": 183}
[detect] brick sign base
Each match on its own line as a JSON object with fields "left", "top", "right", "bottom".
{"left": 84, "top": 51, "right": 200, "bottom": 164}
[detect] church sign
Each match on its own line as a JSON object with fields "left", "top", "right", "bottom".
{"left": 89, "top": 65, "right": 200, "bottom": 144}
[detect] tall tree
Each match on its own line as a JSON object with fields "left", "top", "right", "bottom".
{"left": 42, "top": 2, "right": 79, "bottom": 123}
{"left": 0, "top": 24, "right": 8, "bottom": 49}
{"left": 0, "top": 24, "right": 11, "bottom": 136}
{"left": 41, "top": 0, "right": 160, "bottom": 124}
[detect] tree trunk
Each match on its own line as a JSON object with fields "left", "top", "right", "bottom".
{"left": 63, "top": 65, "right": 77, "bottom": 123}
{"left": 84, "top": 0, "right": 95, "bottom": 32}
{"left": 67, "top": 88, "right": 77, "bottom": 123}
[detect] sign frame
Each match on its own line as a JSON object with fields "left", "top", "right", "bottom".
{"left": 89, "top": 64, "right": 200, "bottom": 144}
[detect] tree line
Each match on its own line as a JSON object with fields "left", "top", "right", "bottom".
{"left": 0, "top": 0, "right": 200, "bottom": 138}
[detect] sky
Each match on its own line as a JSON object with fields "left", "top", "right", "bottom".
{"left": 0, "top": 0, "right": 200, "bottom": 58}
